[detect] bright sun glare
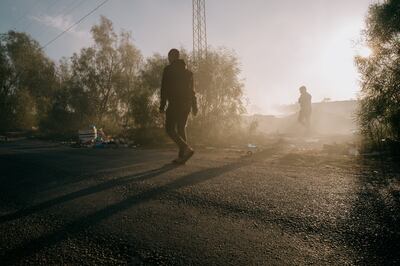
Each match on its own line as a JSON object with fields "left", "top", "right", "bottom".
{"left": 357, "top": 46, "right": 372, "bottom": 57}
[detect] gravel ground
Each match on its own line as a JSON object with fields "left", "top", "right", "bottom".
{"left": 0, "top": 140, "right": 399, "bottom": 265}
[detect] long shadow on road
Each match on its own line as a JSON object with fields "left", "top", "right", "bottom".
{"left": 0, "top": 148, "right": 163, "bottom": 207}
{"left": 342, "top": 157, "right": 400, "bottom": 265}
{"left": 1, "top": 148, "right": 278, "bottom": 264}
{"left": 0, "top": 163, "right": 176, "bottom": 224}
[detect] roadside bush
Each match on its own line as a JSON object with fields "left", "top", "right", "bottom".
{"left": 356, "top": 0, "right": 400, "bottom": 153}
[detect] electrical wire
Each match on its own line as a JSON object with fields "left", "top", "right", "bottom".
{"left": 25, "top": 0, "right": 87, "bottom": 35}
{"left": 41, "top": 0, "right": 109, "bottom": 49}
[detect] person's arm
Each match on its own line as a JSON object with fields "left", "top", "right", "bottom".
{"left": 189, "top": 72, "right": 198, "bottom": 115}
{"left": 160, "top": 68, "right": 167, "bottom": 113}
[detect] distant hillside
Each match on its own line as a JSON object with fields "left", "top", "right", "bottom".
{"left": 244, "top": 100, "right": 358, "bottom": 135}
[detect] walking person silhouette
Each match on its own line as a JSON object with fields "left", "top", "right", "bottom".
{"left": 159, "top": 49, "right": 198, "bottom": 164}
{"left": 298, "top": 85, "right": 312, "bottom": 130}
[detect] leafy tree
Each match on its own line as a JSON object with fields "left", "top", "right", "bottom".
{"left": 356, "top": 0, "right": 400, "bottom": 146}
{"left": 134, "top": 48, "right": 245, "bottom": 142}
{"left": 133, "top": 48, "right": 245, "bottom": 143}
{"left": 0, "top": 42, "right": 15, "bottom": 131}
{"left": 130, "top": 54, "right": 167, "bottom": 129}
{"left": 191, "top": 48, "right": 245, "bottom": 140}
{"left": 1, "top": 17, "right": 245, "bottom": 145}
{"left": 0, "top": 31, "right": 56, "bottom": 132}
{"left": 40, "top": 58, "right": 89, "bottom": 136}
{"left": 46, "top": 16, "right": 142, "bottom": 135}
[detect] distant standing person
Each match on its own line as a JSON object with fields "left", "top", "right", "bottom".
{"left": 159, "top": 49, "right": 198, "bottom": 164}
{"left": 298, "top": 86, "right": 312, "bottom": 129}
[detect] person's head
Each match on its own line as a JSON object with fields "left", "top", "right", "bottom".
{"left": 299, "top": 86, "right": 307, "bottom": 94}
{"left": 168, "top": 48, "right": 180, "bottom": 64}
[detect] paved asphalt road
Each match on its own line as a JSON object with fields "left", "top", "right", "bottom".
{"left": 0, "top": 140, "right": 399, "bottom": 265}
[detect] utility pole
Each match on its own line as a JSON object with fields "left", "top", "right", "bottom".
{"left": 192, "top": 0, "right": 207, "bottom": 63}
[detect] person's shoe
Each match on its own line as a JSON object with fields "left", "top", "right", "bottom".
{"left": 172, "top": 158, "right": 182, "bottom": 164}
{"left": 171, "top": 158, "right": 185, "bottom": 165}
{"left": 180, "top": 147, "right": 194, "bottom": 163}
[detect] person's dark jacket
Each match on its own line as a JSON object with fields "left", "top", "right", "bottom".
{"left": 160, "top": 59, "right": 197, "bottom": 112}
{"left": 298, "top": 92, "right": 312, "bottom": 112}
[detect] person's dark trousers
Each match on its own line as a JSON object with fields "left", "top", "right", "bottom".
{"left": 165, "top": 106, "right": 191, "bottom": 157}
{"left": 298, "top": 108, "right": 311, "bottom": 128}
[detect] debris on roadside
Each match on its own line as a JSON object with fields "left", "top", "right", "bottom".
{"left": 78, "top": 125, "right": 98, "bottom": 147}
{"left": 74, "top": 125, "right": 138, "bottom": 149}
{"left": 246, "top": 143, "right": 258, "bottom": 155}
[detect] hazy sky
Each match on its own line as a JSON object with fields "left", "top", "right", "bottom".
{"left": 0, "top": 0, "right": 375, "bottom": 114}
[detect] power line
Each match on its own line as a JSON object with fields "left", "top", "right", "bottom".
{"left": 25, "top": 0, "right": 86, "bottom": 36}
{"left": 41, "top": 0, "right": 109, "bottom": 49}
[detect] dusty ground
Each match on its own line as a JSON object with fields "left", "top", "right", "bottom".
{"left": 0, "top": 140, "right": 399, "bottom": 265}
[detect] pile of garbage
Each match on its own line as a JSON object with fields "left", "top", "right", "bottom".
{"left": 75, "top": 125, "right": 136, "bottom": 149}
{"left": 246, "top": 143, "right": 258, "bottom": 155}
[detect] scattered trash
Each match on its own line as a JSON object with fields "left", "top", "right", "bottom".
{"left": 76, "top": 125, "right": 126, "bottom": 149}
{"left": 78, "top": 125, "right": 97, "bottom": 146}
{"left": 246, "top": 143, "right": 257, "bottom": 155}
{"left": 94, "top": 142, "right": 106, "bottom": 149}
{"left": 96, "top": 128, "right": 107, "bottom": 143}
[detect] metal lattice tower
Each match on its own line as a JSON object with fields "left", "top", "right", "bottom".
{"left": 192, "top": 0, "right": 207, "bottom": 63}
